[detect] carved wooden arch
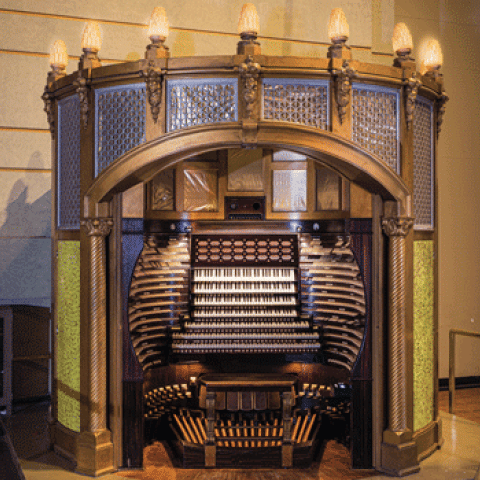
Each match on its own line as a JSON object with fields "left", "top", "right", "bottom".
{"left": 84, "top": 121, "right": 411, "bottom": 216}
{"left": 81, "top": 119, "right": 418, "bottom": 475}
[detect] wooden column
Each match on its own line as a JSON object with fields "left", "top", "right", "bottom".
{"left": 76, "top": 217, "right": 115, "bottom": 477}
{"left": 380, "top": 214, "right": 420, "bottom": 476}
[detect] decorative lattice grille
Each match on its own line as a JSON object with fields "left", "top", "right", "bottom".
{"left": 263, "top": 79, "right": 329, "bottom": 129}
{"left": 167, "top": 78, "right": 238, "bottom": 132}
{"left": 95, "top": 84, "right": 146, "bottom": 176}
{"left": 413, "top": 97, "right": 434, "bottom": 229}
{"left": 352, "top": 84, "right": 400, "bottom": 173}
{"left": 58, "top": 95, "right": 81, "bottom": 230}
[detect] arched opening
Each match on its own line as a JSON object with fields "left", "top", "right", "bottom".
{"left": 84, "top": 123, "right": 409, "bottom": 473}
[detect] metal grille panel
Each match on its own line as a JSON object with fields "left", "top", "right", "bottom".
{"left": 167, "top": 78, "right": 238, "bottom": 132}
{"left": 352, "top": 84, "right": 400, "bottom": 173}
{"left": 263, "top": 78, "right": 329, "bottom": 129}
{"left": 413, "top": 97, "right": 434, "bottom": 229}
{"left": 95, "top": 84, "right": 146, "bottom": 176}
{"left": 58, "top": 96, "right": 81, "bottom": 230}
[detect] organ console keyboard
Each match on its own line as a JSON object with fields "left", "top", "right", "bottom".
{"left": 128, "top": 221, "right": 369, "bottom": 468}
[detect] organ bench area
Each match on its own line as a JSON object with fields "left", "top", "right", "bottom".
{"left": 127, "top": 220, "right": 370, "bottom": 469}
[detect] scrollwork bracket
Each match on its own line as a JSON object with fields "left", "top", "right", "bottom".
{"left": 140, "top": 60, "right": 163, "bottom": 123}
{"left": 437, "top": 89, "right": 449, "bottom": 135}
{"left": 404, "top": 72, "right": 421, "bottom": 130}
{"left": 42, "top": 88, "right": 55, "bottom": 137}
{"left": 74, "top": 73, "right": 90, "bottom": 129}
{"left": 332, "top": 60, "right": 357, "bottom": 125}
{"left": 239, "top": 55, "right": 261, "bottom": 121}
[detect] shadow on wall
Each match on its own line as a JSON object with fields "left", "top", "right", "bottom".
{"left": 0, "top": 152, "right": 52, "bottom": 307}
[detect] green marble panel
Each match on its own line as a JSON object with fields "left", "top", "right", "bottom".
{"left": 413, "top": 240, "right": 435, "bottom": 432}
{"left": 57, "top": 241, "right": 81, "bottom": 432}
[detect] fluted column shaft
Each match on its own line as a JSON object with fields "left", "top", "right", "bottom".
{"left": 82, "top": 218, "right": 113, "bottom": 432}
{"left": 382, "top": 216, "right": 414, "bottom": 436}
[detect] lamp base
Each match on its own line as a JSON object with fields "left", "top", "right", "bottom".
{"left": 327, "top": 43, "right": 351, "bottom": 60}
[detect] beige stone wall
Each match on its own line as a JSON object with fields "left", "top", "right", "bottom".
{"left": 395, "top": 0, "right": 480, "bottom": 379}
{"left": 1, "top": 1, "right": 477, "bottom": 378}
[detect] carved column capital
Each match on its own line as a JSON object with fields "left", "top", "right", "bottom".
{"left": 81, "top": 218, "right": 113, "bottom": 237}
{"left": 74, "top": 73, "right": 90, "bottom": 129}
{"left": 140, "top": 60, "right": 163, "bottom": 123}
{"left": 404, "top": 72, "right": 421, "bottom": 130}
{"left": 42, "top": 88, "right": 55, "bottom": 137}
{"left": 239, "top": 55, "right": 261, "bottom": 121}
{"left": 332, "top": 60, "right": 357, "bottom": 125}
{"left": 382, "top": 216, "right": 414, "bottom": 237}
{"left": 437, "top": 88, "right": 449, "bottom": 135}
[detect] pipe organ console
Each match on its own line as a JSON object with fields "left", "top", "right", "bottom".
{"left": 128, "top": 220, "right": 369, "bottom": 468}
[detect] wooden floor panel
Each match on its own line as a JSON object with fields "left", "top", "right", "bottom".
{"left": 438, "top": 387, "right": 480, "bottom": 424}
{"left": 117, "top": 440, "right": 377, "bottom": 480}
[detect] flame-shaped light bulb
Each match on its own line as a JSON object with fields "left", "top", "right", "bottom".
{"left": 148, "top": 7, "right": 169, "bottom": 42}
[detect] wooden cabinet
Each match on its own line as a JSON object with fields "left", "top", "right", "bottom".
{"left": 0, "top": 306, "right": 50, "bottom": 415}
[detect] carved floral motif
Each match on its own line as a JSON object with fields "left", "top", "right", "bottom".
{"left": 140, "top": 60, "right": 163, "bottom": 123}
{"left": 239, "top": 55, "right": 261, "bottom": 120}
{"left": 333, "top": 60, "right": 357, "bottom": 124}
{"left": 405, "top": 72, "right": 421, "bottom": 130}
{"left": 382, "top": 217, "right": 414, "bottom": 237}
{"left": 81, "top": 218, "right": 113, "bottom": 237}
{"left": 74, "top": 74, "right": 89, "bottom": 128}
{"left": 42, "top": 88, "right": 55, "bottom": 137}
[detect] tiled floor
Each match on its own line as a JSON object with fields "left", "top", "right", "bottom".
{"left": 3, "top": 398, "right": 479, "bottom": 480}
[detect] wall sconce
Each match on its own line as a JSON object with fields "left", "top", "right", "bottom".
{"left": 48, "top": 40, "right": 68, "bottom": 83}
{"left": 146, "top": 7, "right": 170, "bottom": 60}
{"left": 237, "top": 3, "right": 261, "bottom": 55}
{"left": 79, "top": 21, "right": 102, "bottom": 69}
{"left": 423, "top": 39, "right": 443, "bottom": 79}
{"left": 392, "top": 22, "right": 415, "bottom": 68}
{"left": 327, "top": 8, "right": 351, "bottom": 60}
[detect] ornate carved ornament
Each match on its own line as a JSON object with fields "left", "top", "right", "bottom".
{"left": 382, "top": 216, "right": 414, "bottom": 237}
{"left": 239, "top": 55, "right": 261, "bottom": 120}
{"left": 81, "top": 218, "right": 114, "bottom": 237}
{"left": 404, "top": 72, "right": 421, "bottom": 130}
{"left": 140, "top": 60, "right": 163, "bottom": 123}
{"left": 74, "top": 73, "right": 90, "bottom": 129}
{"left": 437, "top": 88, "right": 449, "bottom": 135}
{"left": 332, "top": 60, "right": 357, "bottom": 125}
{"left": 42, "top": 87, "right": 55, "bottom": 137}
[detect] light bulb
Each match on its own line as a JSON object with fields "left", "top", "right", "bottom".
{"left": 50, "top": 40, "right": 68, "bottom": 69}
{"left": 238, "top": 3, "right": 260, "bottom": 36}
{"left": 148, "top": 7, "right": 169, "bottom": 42}
{"left": 392, "top": 23, "right": 413, "bottom": 54}
{"left": 328, "top": 8, "right": 349, "bottom": 44}
{"left": 81, "top": 21, "right": 102, "bottom": 52}
{"left": 424, "top": 39, "right": 443, "bottom": 70}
